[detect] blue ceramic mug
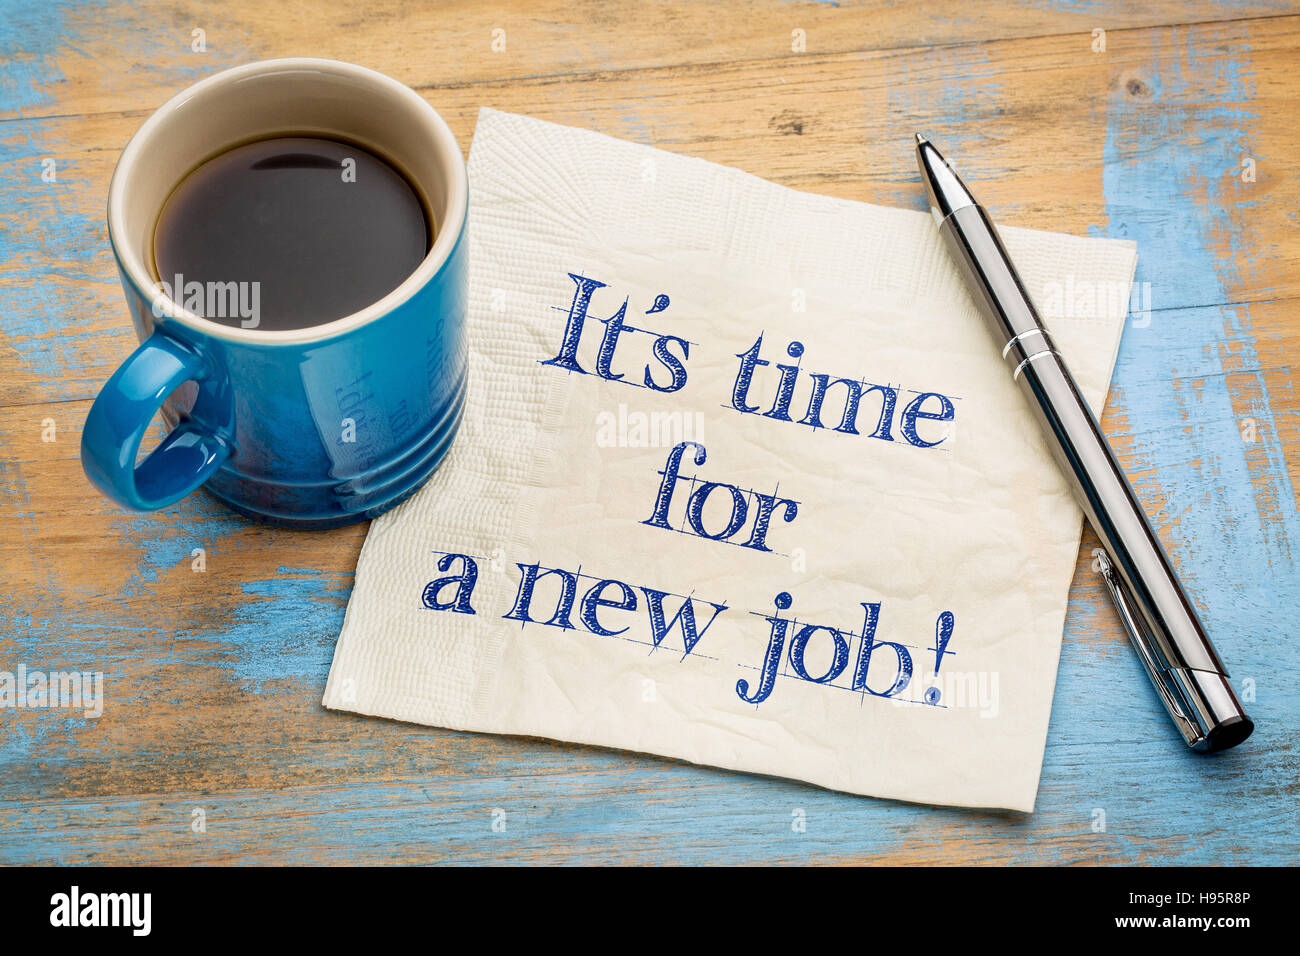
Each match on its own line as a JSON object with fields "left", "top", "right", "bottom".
{"left": 81, "top": 59, "right": 468, "bottom": 529}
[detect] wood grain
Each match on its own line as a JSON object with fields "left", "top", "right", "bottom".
{"left": 1, "top": 0, "right": 1297, "bottom": 865}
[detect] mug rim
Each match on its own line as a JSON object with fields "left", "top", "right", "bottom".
{"left": 107, "top": 57, "right": 468, "bottom": 346}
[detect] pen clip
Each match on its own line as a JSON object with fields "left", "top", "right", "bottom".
{"left": 1091, "top": 548, "right": 1202, "bottom": 744}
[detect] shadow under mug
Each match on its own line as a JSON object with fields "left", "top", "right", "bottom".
{"left": 80, "top": 58, "right": 468, "bottom": 529}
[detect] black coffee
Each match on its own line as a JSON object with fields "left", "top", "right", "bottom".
{"left": 153, "top": 135, "right": 431, "bottom": 332}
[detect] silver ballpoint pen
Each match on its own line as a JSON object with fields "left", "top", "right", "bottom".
{"left": 915, "top": 134, "right": 1253, "bottom": 752}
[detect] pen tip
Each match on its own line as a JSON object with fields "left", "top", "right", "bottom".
{"left": 914, "top": 132, "right": 927, "bottom": 145}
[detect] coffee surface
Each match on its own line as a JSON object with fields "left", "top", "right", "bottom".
{"left": 153, "top": 136, "right": 430, "bottom": 331}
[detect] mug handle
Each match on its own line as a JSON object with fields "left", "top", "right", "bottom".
{"left": 81, "top": 329, "right": 232, "bottom": 510}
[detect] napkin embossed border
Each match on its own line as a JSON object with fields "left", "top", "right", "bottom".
{"left": 324, "top": 108, "right": 1137, "bottom": 811}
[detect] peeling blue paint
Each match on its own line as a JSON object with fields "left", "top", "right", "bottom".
{"left": 883, "top": 46, "right": 1006, "bottom": 211}
{"left": 1052, "top": 26, "right": 1299, "bottom": 839}
{"left": 0, "top": 0, "right": 251, "bottom": 392}
{"left": 107, "top": 497, "right": 247, "bottom": 594}
{"left": 219, "top": 566, "right": 351, "bottom": 688}
{"left": 0, "top": 0, "right": 76, "bottom": 114}
{"left": 0, "top": 115, "right": 120, "bottom": 395}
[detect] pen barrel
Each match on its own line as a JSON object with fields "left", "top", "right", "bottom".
{"left": 938, "top": 204, "right": 1252, "bottom": 751}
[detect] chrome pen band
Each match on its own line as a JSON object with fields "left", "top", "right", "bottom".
{"left": 1001, "top": 327, "right": 1054, "bottom": 359}
{"left": 1011, "top": 348, "right": 1060, "bottom": 381}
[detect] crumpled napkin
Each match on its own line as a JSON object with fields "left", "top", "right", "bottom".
{"left": 323, "top": 108, "right": 1136, "bottom": 811}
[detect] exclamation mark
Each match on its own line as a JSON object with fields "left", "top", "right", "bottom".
{"left": 923, "top": 611, "right": 955, "bottom": 705}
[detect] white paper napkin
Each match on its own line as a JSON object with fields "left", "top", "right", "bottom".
{"left": 323, "top": 108, "right": 1136, "bottom": 812}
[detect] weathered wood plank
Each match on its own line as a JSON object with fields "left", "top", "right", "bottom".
{"left": 3, "top": 1, "right": 1291, "bottom": 123}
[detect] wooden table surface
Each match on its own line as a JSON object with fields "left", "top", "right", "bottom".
{"left": 1, "top": 0, "right": 1297, "bottom": 865}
